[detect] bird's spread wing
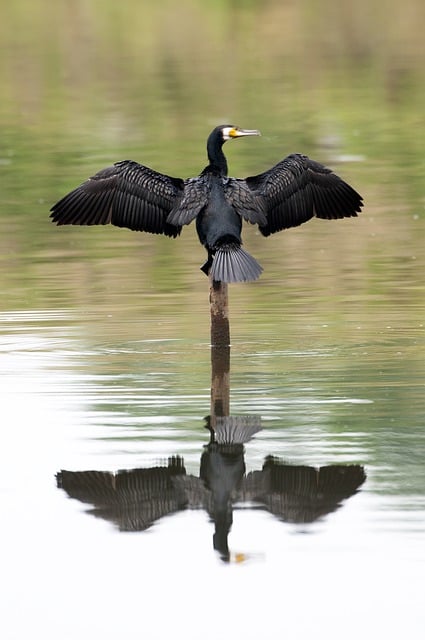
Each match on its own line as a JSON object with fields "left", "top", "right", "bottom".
{"left": 50, "top": 160, "right": 185, "bottom": 238}
{"left": 223, "top": 178, "right": 268, "bottom": 226}
{"left": 245, "top": 154, "right": 363, "bottom": 237}
{"left": 166, "top": 177, "right": 208, "bottom": 226}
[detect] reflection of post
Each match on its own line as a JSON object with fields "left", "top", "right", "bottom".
{"left": 210, "top": 278, "right": 230, "bottom": 421}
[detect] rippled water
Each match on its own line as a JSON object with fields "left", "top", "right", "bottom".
{"left": 2, "top": 288, "right": 424, "bottom": 637}
{"left": 2, "top": 2, "right": 425, "bottom": 638}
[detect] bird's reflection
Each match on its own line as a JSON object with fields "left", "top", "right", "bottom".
{"left": 57, "top": 292, "right": 366, "bottom": 561}
{"left": 57, "top": 417, "right": 365, "bottom": 561}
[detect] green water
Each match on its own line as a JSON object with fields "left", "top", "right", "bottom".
{"left": 1, "top": 2, "right": 425, "bottom": 639}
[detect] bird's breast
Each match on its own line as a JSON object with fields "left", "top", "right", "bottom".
{"left": 196, "top": 195, "right": 242, "bottom": 248}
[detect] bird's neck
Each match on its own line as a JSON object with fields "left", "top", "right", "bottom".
{"left": 207, "top": 139, "right": 228, "bottom": 176}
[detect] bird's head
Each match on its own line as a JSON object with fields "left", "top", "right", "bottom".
{"left": 206, "top": 125, "right": 261, "bottom": 175}
{"left": 219, "top": 125, "right": 261, "bottom": 141}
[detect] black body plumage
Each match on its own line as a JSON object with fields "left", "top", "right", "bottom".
{"left": 50, "top": 124, "right": 363, "bottom": 283}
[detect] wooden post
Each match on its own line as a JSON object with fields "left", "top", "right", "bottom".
{"left": 209, "top": 278, "right": 230, "bottom": 423}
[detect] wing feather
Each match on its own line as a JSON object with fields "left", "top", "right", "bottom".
{"left": 50, "top": 160, "right": 184, "bottom": 238}
{"left": 166, "top": 177, "right": 208, "bottom": 226}
{"left": 223, "top": 178, "right": 267, "bottom": 226}
{"left": 245, "top": 154, "right": 363, "bottom": 236}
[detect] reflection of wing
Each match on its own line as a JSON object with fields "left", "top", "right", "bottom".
{"left": 57, "top": 453, "right": 366, "bottom": 534}
{"left": 57, "top": 457, "right": 187, "bottom": 531}
{"left": 245, "top": 154, "right": 363, "bottom": 236}
{"left": 50, "top": 161, "right": 184, "bottom": 237}
{"left": 242, "top": 456, "right": 366, "bottom": 523}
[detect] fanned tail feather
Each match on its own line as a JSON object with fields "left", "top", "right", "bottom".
{"left": 210, "top": 244, "right": 263, "bottom": 283}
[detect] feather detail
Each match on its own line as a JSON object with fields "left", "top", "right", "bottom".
{"left": 50, "top": 160, "right": 183, "bottom": 238}
{"left": 210, "top": 244, "right": 263, "bottom": 283}
{"left": 245, "top": 153, "right": 363, "bottom": 236}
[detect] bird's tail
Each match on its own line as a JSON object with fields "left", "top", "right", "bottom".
{"left": 209, "top": 243, "right": 263, "bottom": 283}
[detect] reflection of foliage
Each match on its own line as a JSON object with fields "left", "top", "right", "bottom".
{"left": 2, "top": 0, "right": 425, "bottom": 172}
{"left": 2, "top": 1, "right": 425, "bottom": 126}
{"left": 2, "top": 0, "right": 425, "bottom": 311}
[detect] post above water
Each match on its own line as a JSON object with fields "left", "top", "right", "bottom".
{"left": 210, "top": 278, "right": 230, "bottom": 347}
{"left": 209, "top": 277, "right": 230, "bottom": 422}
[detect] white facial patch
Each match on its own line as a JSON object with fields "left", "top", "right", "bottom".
{"left": 221, "top": 126, "right": 236, "bottom": 140}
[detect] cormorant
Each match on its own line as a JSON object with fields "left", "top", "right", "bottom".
{"left": 50, "top": 125, "right": 363, "bottom": 283}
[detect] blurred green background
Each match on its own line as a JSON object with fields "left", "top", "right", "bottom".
{"left": 2, "top": 0, "right": 425, "bottom": 320}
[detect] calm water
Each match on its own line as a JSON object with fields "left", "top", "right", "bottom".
{"left": 1, "top": 2, "right": 425, "bottom": 639}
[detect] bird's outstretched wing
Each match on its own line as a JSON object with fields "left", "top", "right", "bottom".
{"left": 245, "top": 154, "right": 363, "bottom": 237}
{"left": 50, "top": 160, "right": 185, "bottom": 238}
{"left": 166, "top": 177, "right": 209, "bottom": 226}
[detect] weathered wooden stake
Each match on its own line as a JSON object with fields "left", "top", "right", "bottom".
{"left": 209, "top": 277, "right": 230, "bottom": 423}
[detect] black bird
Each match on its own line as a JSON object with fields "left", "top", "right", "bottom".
{"left": 50, "top": 125, "right": 363, "bottom": 283}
